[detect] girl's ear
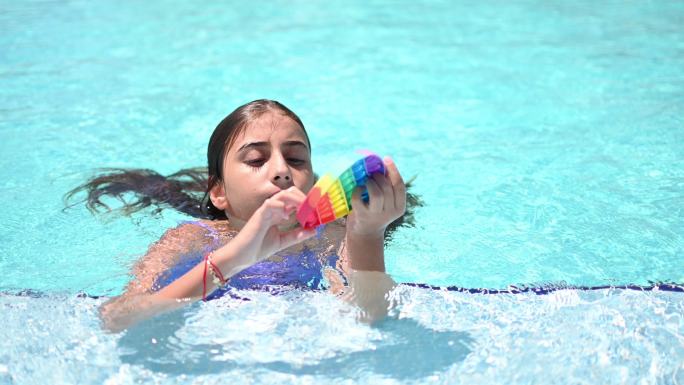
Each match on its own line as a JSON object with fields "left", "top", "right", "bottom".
{"left": 209, "top": 182, "right": 229, "bottom": 210}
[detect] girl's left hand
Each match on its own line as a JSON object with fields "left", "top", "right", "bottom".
{"left": 346, "top": 157, "right": 406, "bottom": 237}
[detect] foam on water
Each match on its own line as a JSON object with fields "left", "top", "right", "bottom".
{"left": 1, "top": 288, "right": 683, "bottom": 384}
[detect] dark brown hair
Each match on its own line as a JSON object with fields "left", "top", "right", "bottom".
{"left": 65, "top": 99, "right": 422, "bottom": 240}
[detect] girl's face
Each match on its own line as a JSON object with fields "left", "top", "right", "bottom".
{"left": 210, "top": 111, "right": 314, "bottom": 225}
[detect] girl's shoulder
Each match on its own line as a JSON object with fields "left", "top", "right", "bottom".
{"left": 186, "top": 218, "right": 238, "bottom": 243}
{"left": 173, "top": 218, "right": 232, "bottom": 232}
{"left": 124, "top": 220, "right": 233, "bottom": 295}
{"left": 156, "top": 219, "right": 219, "bottom": 249}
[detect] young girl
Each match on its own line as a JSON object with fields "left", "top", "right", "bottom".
{"left": 69, "top": 99, "right": 412, "bottom": 331}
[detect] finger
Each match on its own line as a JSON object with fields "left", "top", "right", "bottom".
{"left": 371, "top": 172, "right": 394, "bottom": 212}
{"left": 262, "top": 198, "right": 289, "bottom": 221}
{"left": 279, "top": 227, "right": 317, "bottom": 249}
{"left": 284, "top": 186, "right": 307, "bottom": 201}
{"left": 384, "top": 157, "right": 406, "bottom": 211}
{"left": 350, "top": 186, "right": 367, "bottom": 212}
{"left": 274, "top": 188, "right": 306, "bottom": 204}
{"left": 364, "top": 178, "right": 384, "bottom": 212}
{"left": 270, "top": 188, "right": 307, "bottom": 211}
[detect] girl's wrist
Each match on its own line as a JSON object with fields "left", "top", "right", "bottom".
{"left": 346, "top": 229, "right": 385, "bottom": 241}
{"left": 345, "top": 230, "right": 386, "bottom": 272}
{"left": 346, "top": 223, "right": 386, "bottom": 239}
{"left": 212, "top": 233, "right": 258, "bottom": 276}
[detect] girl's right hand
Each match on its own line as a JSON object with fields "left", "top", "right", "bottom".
{"left": 231, "top": 186, "right": 317, "bottom": 262}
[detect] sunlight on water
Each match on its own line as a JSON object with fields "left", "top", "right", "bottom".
{"left": 1, "top": 0, "right": 683, "bottom": 383}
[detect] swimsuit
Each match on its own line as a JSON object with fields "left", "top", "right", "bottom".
{"left": 153, "top": 221, "right": 339, "bottom": 300}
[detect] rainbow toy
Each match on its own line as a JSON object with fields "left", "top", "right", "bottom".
{"left": 296, "top": 154, "right": 386, "bottom": 230}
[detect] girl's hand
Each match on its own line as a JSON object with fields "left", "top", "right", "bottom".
{"left": 346, "top": 157, "right": 406, "bottom": 237}
{"left": 232, "top": 187, "right": 316, "bottom": 262}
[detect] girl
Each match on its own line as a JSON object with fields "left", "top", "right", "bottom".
{"left": 68, "top": 99, "right": 413, "bottom": 331}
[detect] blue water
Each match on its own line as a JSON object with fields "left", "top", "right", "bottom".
{"left": 1, "top": 0, "right": 683, "bottom": 383}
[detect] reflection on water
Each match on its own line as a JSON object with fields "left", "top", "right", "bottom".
{"left": 119, "top": 299, "right": 473, "bottom": 379}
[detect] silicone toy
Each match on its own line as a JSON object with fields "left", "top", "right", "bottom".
{"left": 296, "top": 154, "right": 386, "bottom": 229}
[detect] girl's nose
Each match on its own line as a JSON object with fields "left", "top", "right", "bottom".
{"left": 271, "top": 155, "right": 294, "bottom": 187}
{"left": 272, "top": 172, "right": 293, "bottom": 188}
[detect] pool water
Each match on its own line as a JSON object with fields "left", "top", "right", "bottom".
{"left": 1, "top": 0, "right": 683, "bottom": 383}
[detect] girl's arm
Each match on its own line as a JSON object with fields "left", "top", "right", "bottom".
{"left": 122, "top": 223, "right": 210, "bottom": 296}
{"left": 98, "top": 222, "right": 209, "bottom": 332}
{"left": 100, "top": 187, "right": 315, "bottom": 332}
{"left": 339, "top": 157, "right": 406, "bottom": 322}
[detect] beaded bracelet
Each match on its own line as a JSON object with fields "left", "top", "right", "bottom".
{"left": 202, "top": 252, "right": 227, "bottom": 301}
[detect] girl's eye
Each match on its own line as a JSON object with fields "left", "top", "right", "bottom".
{"left": 246, "top": 159, "right": 265, "bottom": 167}
{"left": 288, "top": 158, "right": 305, "bottom": 165}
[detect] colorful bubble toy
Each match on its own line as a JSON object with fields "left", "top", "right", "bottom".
{"left": 296, "top": 154, "right": 386, "bottom": 230}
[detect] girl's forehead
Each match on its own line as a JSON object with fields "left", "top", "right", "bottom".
{"left": 235, "top": 114, "right": 307, "bottom": 144}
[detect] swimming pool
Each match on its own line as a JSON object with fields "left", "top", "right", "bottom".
{"left": 1, "top": 0, "right": 683, "bottom": 383}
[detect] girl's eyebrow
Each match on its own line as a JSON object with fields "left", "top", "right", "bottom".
{"left": 237, "top": 140, "right": 309, "bottom": 154}
{"left": 237, "top": 142, "right": 268, "bottom": 153}
{"left": 282, "top": 140, "right": 309, "bottom": 151}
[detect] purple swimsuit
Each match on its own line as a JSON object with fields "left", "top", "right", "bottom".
{"left": 153, "top": 221, "right": 339, "bottom": 299}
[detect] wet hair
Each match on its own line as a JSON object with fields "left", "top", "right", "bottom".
{"left": 64, "top": 99, "right": 422, "bottom": 240}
